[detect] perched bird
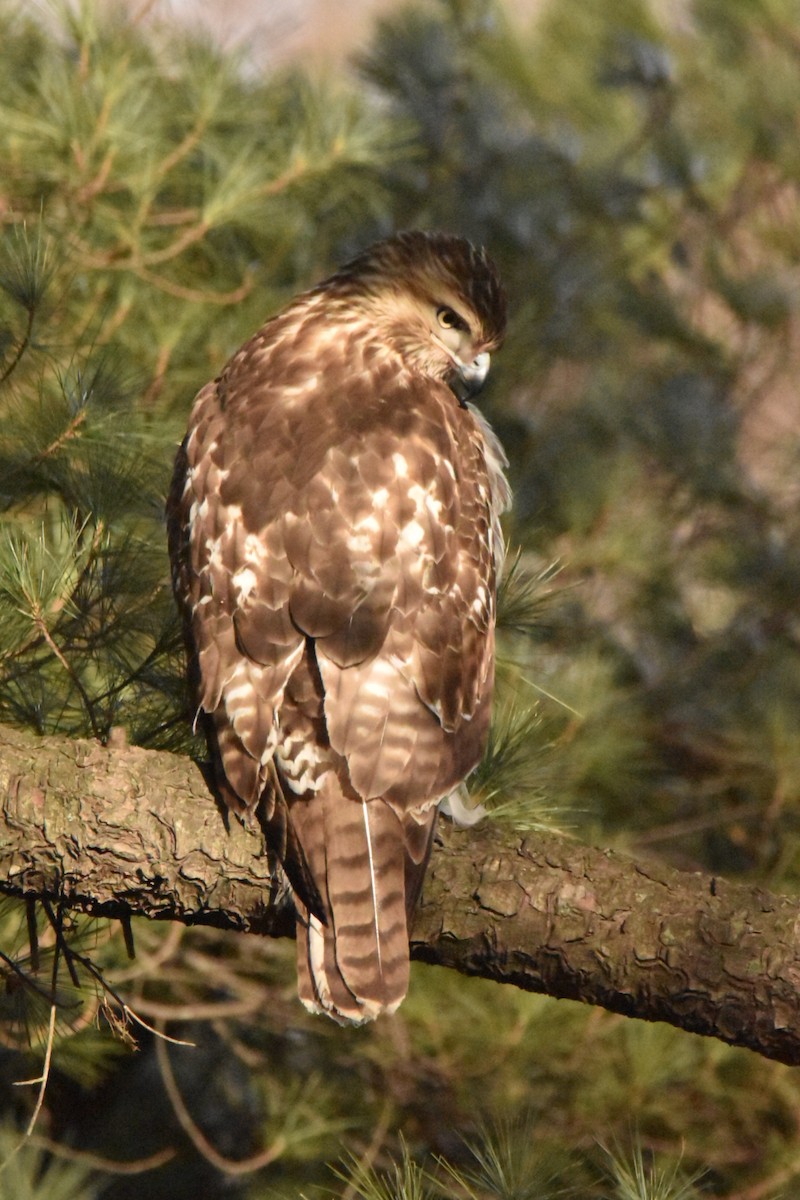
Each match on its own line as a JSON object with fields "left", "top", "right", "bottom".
{"left": 167, "top": 231, "right": 510, "bottom": 1024}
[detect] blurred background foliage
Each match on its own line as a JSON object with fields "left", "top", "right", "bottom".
{"left": 2, "top": 0, "right": 800, "bottom": 1194}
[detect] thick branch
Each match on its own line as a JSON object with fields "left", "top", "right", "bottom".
{"left": 1, "top": 724, "right": 799, "bottom": 1064}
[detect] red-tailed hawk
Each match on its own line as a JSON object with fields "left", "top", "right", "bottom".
{"left": 167, "top": 231, "right": 510, "bottom": 1024}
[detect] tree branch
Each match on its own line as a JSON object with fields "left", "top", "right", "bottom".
{"left": 1, "top": 723, "right": 799, "bottom": 1065}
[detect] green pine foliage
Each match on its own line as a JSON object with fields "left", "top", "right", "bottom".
{"left": 601, "top": 1141, "right": 704, "bottom": 1200}
{"left": 2, "top": 0, "right": 800, "bottom": 1196}
{"left": 434, "top": 1114, "right": 577, "bottom": 1198}
{"left": 0, "top": 1121, "right": 98, "bottom": 1200}
{"left": 332, "top": 1138, "right": 437, "bottom": 1200}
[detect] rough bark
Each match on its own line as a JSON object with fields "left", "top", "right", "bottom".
{"left": 1, "top": 723, "right": 800, "bottom": 1064}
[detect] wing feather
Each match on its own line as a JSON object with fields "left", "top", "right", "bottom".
{"left": 176, "top": 326, "right": 500, "bottom": 804}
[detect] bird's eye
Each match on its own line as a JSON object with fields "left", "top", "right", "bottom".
{"left": 437, "top": 306, "right": 469, "bottom": 333}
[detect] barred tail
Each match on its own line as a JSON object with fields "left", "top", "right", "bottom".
{"left": 290, "top": 780, "right": 434, "bottom": 1025}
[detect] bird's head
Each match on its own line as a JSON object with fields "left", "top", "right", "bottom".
{"left": 329, "top": 231, "right": 507, "bottom": 403}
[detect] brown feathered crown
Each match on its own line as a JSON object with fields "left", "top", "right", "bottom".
{"left": 321, "top": 230, "right": 508, "bottom": 351}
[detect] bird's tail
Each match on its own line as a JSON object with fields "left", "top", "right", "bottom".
{"left": 290, "top": 780, "right": 435, "bottom": 1025}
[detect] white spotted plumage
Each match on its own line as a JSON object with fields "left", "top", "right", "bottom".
{"left": 167, "top": 231, "right": 510, "bottom": 1023}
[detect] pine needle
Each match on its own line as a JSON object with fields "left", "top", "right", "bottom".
{"left": 334, "top": 1137, "right": 436, "bottom": 1200}
{"left": 435, "top": 1114, "right": 576, "bottom": 1200}
{"left": 601, "top": 1140, "right": 704, "bottom": 1200}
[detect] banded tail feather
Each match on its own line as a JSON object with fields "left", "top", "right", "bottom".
{"left": 291, "top": 779, "right": 435, "bottom": 1024}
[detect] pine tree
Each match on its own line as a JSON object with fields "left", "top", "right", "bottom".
{"left": 3, "top": 1, "right": 800, "bottom": 1197}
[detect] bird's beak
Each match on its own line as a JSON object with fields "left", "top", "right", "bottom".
{"left": 450, "top": 351, "right": 491, "bottom": 404}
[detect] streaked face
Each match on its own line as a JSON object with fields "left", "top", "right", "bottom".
{"left": 430, "top": 298, "right": 492, "bottom": 401}
{"left": 328, "top": 231, "right": 506, "bottom": 400}
{"left": 367, "top": 277, "right": 498, "bottom": 399}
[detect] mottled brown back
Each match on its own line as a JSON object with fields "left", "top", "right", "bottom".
{"left": 167, "top": 231, "right": 510, "bottom": 1023}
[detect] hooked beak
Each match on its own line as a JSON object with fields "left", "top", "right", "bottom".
{"left": 449, "top": 351, "right": 491, "bottom": 405}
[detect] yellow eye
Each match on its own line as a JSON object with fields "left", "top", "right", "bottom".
{"left": 437, "top": 305, "right": 468, "bottom": 333}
